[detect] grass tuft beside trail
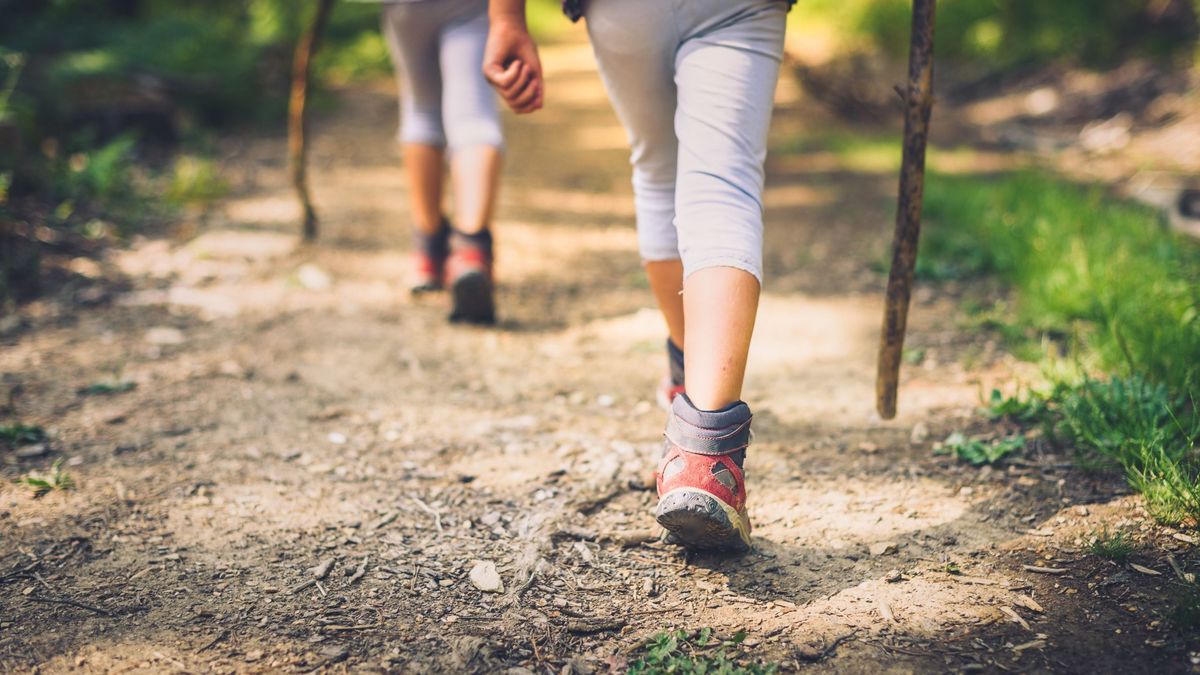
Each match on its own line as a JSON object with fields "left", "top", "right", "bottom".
{"left": 629, "top": 629, "right": 777, "bottom": 675}
{"left": 923, "top": 173, "right": 1200, "bottom": 527}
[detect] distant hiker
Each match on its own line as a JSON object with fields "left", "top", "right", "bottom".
{"left": 484, "top": 0, "right": 791, "bottom": 551}
{"left": 382, "top": 0, "right": 503, "bottom": 324}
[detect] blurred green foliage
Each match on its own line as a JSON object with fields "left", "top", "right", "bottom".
{"left": 922, "top": 172, "right": 1200, "bottom": 400}
{"left": 795, "top": 0, "right": 1200, "bottom": 69}
{"left": 0, "top": 0, "right": 571, "bottom": 306}
{"left": 923, "top": 174, "right": 1200, "bottom": 526}
{"left": 0, "top": 0, "right": 392, "bottom": 133}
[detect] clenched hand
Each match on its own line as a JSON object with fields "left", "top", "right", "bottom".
{"left": 482, "top": 15, "right": 544, "bottom": 114}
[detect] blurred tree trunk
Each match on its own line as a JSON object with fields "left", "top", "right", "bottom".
{"left": 288, "top": 0, "right": 335, "bottom": 242}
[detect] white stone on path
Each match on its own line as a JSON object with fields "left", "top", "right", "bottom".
{"left": 469, "top": 560, "right": 504, "bottom": 593}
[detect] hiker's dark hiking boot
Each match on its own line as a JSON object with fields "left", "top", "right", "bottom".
{"left": 654, "top": 394, "right": 753, "bottom": 553}
{"left": 410, "top": 218, "right": 451, "bottom": 295}
{"left": 446, "top": 229, "right": 495, "bottom": 325}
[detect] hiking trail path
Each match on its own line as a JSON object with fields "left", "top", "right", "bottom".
{"left": 1, "top": 31, "right": 1187, "bottom": 674}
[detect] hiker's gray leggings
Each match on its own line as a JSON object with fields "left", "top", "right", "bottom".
{"left": 382, "top": 0, "right": 502, "bottom": 150}
{"left": 585, "top": 0, "right": 787, "bottom": 283}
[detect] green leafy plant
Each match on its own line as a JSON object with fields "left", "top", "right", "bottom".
{"left": 1087, "top": 529, "right": 1134, "bottom": 563}
{"left": 938, "top": 432, "right": 1025, "bottom": 466}
{"left": 628, "top": 629, "right": 777, "bottom": 675}
{"left": 985, "top": 387, "right": 1055, "bottom": 426}
{"left": 17, "top": 458, "right": 74, "bottom": 497}
{"left": 0, "top": 422, "right": 45, "bottom": 446}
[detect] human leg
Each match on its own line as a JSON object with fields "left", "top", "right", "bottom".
{"left": 585, "top": 0, "right": 686, "bottom": 391}
{"left": 673, "top": 0, "right": 786, "bottom": 411}
{"left": 654, "top": 0, "right": 787, "bottom": 551}
{"left": 441, "top": 6, "right": 505, "bottom": 236}
{"left": 382, "top": 3, "right": 450, "bottom": 290}
{"left": 440, "top": 3, "right": 505, "bottom": 322}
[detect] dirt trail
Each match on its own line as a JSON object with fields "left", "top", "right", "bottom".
{"left": 2, "top": 31, "right": 1196, "bottom": 674}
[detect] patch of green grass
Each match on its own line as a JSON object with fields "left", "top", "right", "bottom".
{"left": 937, "top": 432, "right": 1025, "bottom": 466}
{"left": 1123, "top": 441, "right": 1200, "bottom": 527}
{"left": 980, "top": 377, "right": 1200, "bottom": 526}
{"left": 985, "top": 387, "right": 1054, "bottom": 426}
{"left": 17, "top": 458, "right": 74, "bottom": 498}
{"left": 628, "top": 629, "right": 777, "bottom": 675}
{"left": 921, "top": 173, "right": 1200, "bottom": 401}
{"left": 0, "top": 423, "right": 45, "bottom": 446}
{"left": 1055, "top": 376, "right": 1185, "bottom": 469}
{"left": 921, "top": 173, "right": 1200, "bottom": 525}
{"left": 1087, "top": 529, "right": 1134, "bottom": 562}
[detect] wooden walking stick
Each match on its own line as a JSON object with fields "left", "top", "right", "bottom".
{"left": 876, "top": 0, "right": 937, "bottom": 420}
{"left": 288, "top": 0, "right": 336, "bottom": 242}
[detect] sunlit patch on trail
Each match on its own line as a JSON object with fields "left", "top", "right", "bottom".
{"left": 751, "top": 475, "right": 972, "bottom": 546}
{"left": 223, "top": 193, "right": 305, "bottom": 226}
{"left": 782, "top": 574, "right": 1019, "bottom": 639}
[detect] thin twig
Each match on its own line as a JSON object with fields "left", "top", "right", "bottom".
{"left": 411, "top": 497, "right": 443, "bottom": 532}
{"left": 289, "top": 579, "right": 316, "bottom": 595}
{"left": 574, "top": 486, "right": 626, "bottom": 515}
{"left": 1021, "top": 564, "right": 1067, "bottom": 575}
{"left": 1166, "top": 554, "right": 1192, "bottom": 583}
{"left": 566, "top": 618, "right": 625, "bottom": 634}
{"left": 321, "top": 623, "right": 380, "bottom": 632}
{"left": 796, "top": 632, "right": 855, "bottom": 663}
{"left": 198, "top": 629, "right": 229, "bottom": 652}
{"left": 0, "top": 560, "right": 40, "bottom": 584}
{"left": 348, "top": 557, "right": 368, "bottom": 585}
{"left": 515, "top": 569, "right": 538, "bottom": 597}
{"left": 27, "top": 595, "right": 113, "bottom": 617}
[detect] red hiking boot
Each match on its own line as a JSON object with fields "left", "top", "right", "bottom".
{"left": 410, "top": 219, "right": 450, "bottom": 295}
{"left": 654, "top": 395, "right": 753, "bottom": 552}
{"left": 446, "top": 230, "right": 495, "bottom": 325}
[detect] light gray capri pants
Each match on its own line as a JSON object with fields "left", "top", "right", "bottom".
{"left": 381, "top": 0, "right": 503, "bottom": 150}
{"left": 585, "top": 0, "right": 787, "bottom": 283}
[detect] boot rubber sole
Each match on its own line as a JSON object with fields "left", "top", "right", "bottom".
{"left": 449, "top": 271, "right": 495, "bottom": 325}
{"left": 655, "top": 487, "right": 751, "bottom": 553}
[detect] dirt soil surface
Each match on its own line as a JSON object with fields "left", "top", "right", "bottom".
{"left": 3, "top": 31, "right": 1200, "bottom": 674}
